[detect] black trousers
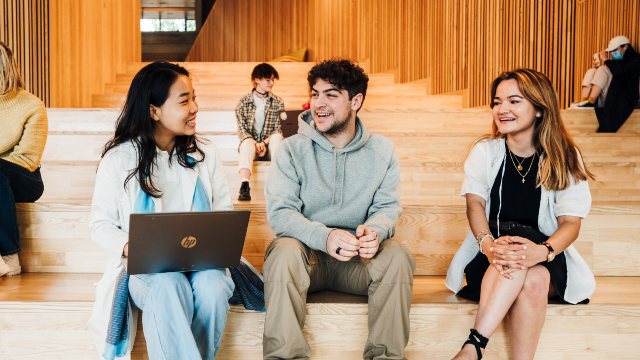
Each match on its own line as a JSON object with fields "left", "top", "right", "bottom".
{"left": 0, "top": 158, "right": 44, "bottom": 256}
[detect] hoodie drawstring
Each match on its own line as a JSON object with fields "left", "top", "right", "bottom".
{"left": 340, "top": 153, "right": 347, "bottom": 204}
{"left": 332, "top": 147, "right": 337, "bottom": 204}
{"left": 330, "top": 148, "right": 348, "bottom": 205}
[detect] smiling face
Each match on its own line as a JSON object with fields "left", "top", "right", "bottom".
{"left": 151, "top": 74, "right": 198, "bottom": 138}
{"left": 492, "top": 79, "right": 538, "bottom": 136}
{"left": 310, "top": 79, "right": 362, "bottom": 135}
{"left": 254, "top": 76, "right": 275, "bottom": 93}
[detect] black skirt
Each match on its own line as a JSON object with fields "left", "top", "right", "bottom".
{"left": 456, "top": 226, "right": 587, "bottom": 304}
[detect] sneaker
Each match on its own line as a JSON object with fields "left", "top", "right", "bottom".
{"left": 1, "top": 254, "right": 21, "bottom": 276}
{"left": 238, "top": 181, "right": 251, "bottom": 201}
{"left": 571, "top": 100, "right": 596, "bottom": 109}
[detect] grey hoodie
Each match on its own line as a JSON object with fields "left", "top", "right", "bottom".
{"left": 264, "top": 110, "right": 402, "bottom": 253}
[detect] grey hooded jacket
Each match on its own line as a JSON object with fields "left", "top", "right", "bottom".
{"left": 264, "top": 110, "right": 402, "bottom": 253}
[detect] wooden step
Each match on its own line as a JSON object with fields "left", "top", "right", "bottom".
{"left": 91, "top": 94, "right": 464, "bottom": 110}
{"left": 104, "top": 83, "right": 428, "bottom": 96}
{"left": 46, "top": 108, "right": 640, "bottom": 135}
{"left": 40, "top": 130, "right": 640, "bottom": 164}
{"left": 36, "top": 160, "right": 640, "bottom": 203}
{"left": 15, "top": 202, "right": 640, "bottom": 276}
{"left": 1, "top": 273, "right": 638, "bottom": 359}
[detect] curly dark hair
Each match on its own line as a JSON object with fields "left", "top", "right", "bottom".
{"left": 307, "top": 59, "right": 369, "bottom": 110}
{"left": 251, "top": 63, "right": 279, "bottom": 86}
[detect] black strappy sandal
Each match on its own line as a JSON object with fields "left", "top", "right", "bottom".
{"left": 461, "top": 328, "right": 489, "bottom": 360}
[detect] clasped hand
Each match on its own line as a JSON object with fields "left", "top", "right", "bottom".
{"left": 484, "top": 236, "right": 548, "bottom": 279}
{"left": 254, "top": 141, "right": 267, "bottom": 157}
{"left": 327, "top": 225, "right": 379, "bottom": 261}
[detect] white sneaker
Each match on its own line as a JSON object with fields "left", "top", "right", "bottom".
{"left": 1, "top": 254, "right": 21, "bottom": 276}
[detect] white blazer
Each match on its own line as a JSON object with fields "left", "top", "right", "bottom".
{"left": 87, "top": 141, "right": 233, "bottom": 359}
{"left": 445, "top": 138, "right": 596, "bottom": 304}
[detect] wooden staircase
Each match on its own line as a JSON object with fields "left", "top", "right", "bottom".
{"left": 3, "top": 61, "right": 640, "bottom": 359}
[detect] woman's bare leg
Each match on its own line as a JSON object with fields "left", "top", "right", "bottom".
{"left": 581, "top": 85, "right": 592, "bottom": 100}
{"left": 505, "top": 265, "right": 552, "bottom": 360}
{"left": 452, "top": 265, "right": 528, "bottom": 359}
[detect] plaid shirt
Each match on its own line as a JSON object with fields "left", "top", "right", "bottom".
{"left": 236, "top": 91, "right": 284, "bottom": 149}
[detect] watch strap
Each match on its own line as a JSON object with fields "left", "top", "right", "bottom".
{"left": 542, "top": 242, "right": 555, "bottom": 261}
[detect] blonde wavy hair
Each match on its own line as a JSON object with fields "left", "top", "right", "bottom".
{"left": 474, "top": 68, "right": 594, "bottom": 191}
{"left": 0, "top": 41, "right": 24, "bottom": 94}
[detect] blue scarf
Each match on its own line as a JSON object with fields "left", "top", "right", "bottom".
{"left": 103, "top": 158, "right": 265, "bottom": 360}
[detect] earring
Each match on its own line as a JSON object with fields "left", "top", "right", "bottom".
{"left": 536, "top": 113, "right": 542, "bottom": 118}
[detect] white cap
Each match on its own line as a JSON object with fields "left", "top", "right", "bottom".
{"left": 606, "top": 36, "right": 630, "bottom": 51}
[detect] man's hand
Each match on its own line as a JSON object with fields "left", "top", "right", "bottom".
{"left": 327, "top": 230, "right": 360, "bottom": 261}
{"left": 123, "top": 242, "right": 129, "bottom": 257}
{"left": 356, "top": 225, "right": 379, "bottom": 259}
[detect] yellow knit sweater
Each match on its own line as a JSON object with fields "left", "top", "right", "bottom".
{"left": 0, "top": 90, "right": 48, "bottom": 172}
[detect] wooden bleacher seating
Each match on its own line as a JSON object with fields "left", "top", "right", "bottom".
{"left": 92, "top": 62, "right": 462, "bottom": 110}
{"left": 2, "top": 62, "right": 640, "bottom": 358}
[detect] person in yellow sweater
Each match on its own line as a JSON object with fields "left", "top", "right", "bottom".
{"left": 0, "top": 42, "right": 48, "bottom": 277}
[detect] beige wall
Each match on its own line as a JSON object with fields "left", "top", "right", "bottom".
{"left": 49, "top": 0, "right": 141, "bottom": 107}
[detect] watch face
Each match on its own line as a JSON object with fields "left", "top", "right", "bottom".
{"left": 548, "top": 252, "right": 555, "bottom": 262}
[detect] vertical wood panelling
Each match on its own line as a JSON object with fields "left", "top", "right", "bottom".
{"left": 48, "top": 0, "right": 141, "bottom": 108}
{"left": 574, "top": 0, "right": 640, "bottom": 105}
{"left": 466, "top": 0, "right": 580, "bottom": 108}
{"left": 186, "top": 0, "right": 309, "bottom": 62}
{"left": 184, "top": 0, "right": 640, "bottom": 109}
{"left": 1, "top": 0, "right": 49, "bottom": 106}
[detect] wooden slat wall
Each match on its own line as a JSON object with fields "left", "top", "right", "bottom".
{"left": 0, "top": 0, "right": 49, "bottom": 106}
{"left": 185, "top": 0, "right": 309, "bottom": 62}
{"left": 466, "top": 0, "right": 578, "bottom": 108}
{"left": 573, "top": 0, "right": 640, "bottom": 105}
{"left": 181, "top": 0, "right": 640, "bottom": 108}
{"left": 48, "top": 0, "right": 141, "bottom": 107}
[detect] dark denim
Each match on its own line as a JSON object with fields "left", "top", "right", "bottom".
{"left": 0, "top": 158, "right": 44, "bottom": 256}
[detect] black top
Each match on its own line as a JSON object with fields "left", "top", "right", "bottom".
{"left": 489, "top": 144, "right": 541, "bottom": 229}
{"left": 596, "top": 49, "right": 640, "bottom": 133}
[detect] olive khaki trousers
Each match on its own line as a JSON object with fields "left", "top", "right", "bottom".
{"left": 262, "top": 237, "right": 416, "bottom": 360}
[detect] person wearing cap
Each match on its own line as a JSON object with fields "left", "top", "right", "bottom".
{"left": 576, "top": 36, "right": 640, "bottom": 132}
{"left": 235, "top": 63, "right": 285, "bottom": 201}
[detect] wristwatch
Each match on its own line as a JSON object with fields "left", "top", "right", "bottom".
{"left": 541, "top": 242, "right": 555, "bottom": 262}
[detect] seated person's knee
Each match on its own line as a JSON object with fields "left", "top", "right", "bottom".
{"left": 377, "top": 240, "right": 416, "bottom": 276}
{"left": 521, "top": 267, "right": 550, "bottom": 301}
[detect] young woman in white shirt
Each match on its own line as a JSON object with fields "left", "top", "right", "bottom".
{"left": 88, "top": 62, "right": 235, "bottom": 360}
{"left": 448, "top": 69, "right": 596, "bottom": 360}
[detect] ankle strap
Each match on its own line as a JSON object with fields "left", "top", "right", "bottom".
{"left": 462, "top": 329, "right": 489, "bottom": 360}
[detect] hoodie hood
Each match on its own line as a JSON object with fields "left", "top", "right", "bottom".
{"left": 297, "top": 110, "right": 371, "bottom": 154}
{"left": 296, "top": 110, "right": 372, "bottom": 205}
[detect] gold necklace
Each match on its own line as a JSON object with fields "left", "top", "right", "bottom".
{"left": 508, "top": 149, "right": 536, "bottom": 183}
{"left": 512, "top": 154, "right": 525, "bottom": 171}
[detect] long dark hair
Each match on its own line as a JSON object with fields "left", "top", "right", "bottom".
{"left": 101, "top": 62, "right": 205, "bottom": 198}
{"left": 623, "top": 44, "right": 638, "bottom": 60}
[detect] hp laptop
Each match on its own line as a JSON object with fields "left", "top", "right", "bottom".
{"left": 125, "top": 210, "right": 251, "bottom": 275}
{"left": 279, "top": 110, "right": 304, "bottom": 138}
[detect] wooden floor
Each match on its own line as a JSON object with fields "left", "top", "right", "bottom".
{"left": 3, "top": 273, "right": 640, "bottom": 305}
{"left": 2, "top": 274, "right": 639, "bottom": 360}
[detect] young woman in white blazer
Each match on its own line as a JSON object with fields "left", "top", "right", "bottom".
{"left": 448, "top": 69, "right": 596, "bottom": 360}
{"left": 88, "top": 62, "right": 235, "bottom": 360}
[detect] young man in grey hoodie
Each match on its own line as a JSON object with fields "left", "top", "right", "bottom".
{"left": 263, "top": 59, "right": 416, "bottom": 360}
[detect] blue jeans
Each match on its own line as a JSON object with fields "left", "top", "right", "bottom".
{"left": 0, "top": 159, "right": 44, "bottom": 256}
{"left": 129, "top": 269, "right": 235, "bottom": 360}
